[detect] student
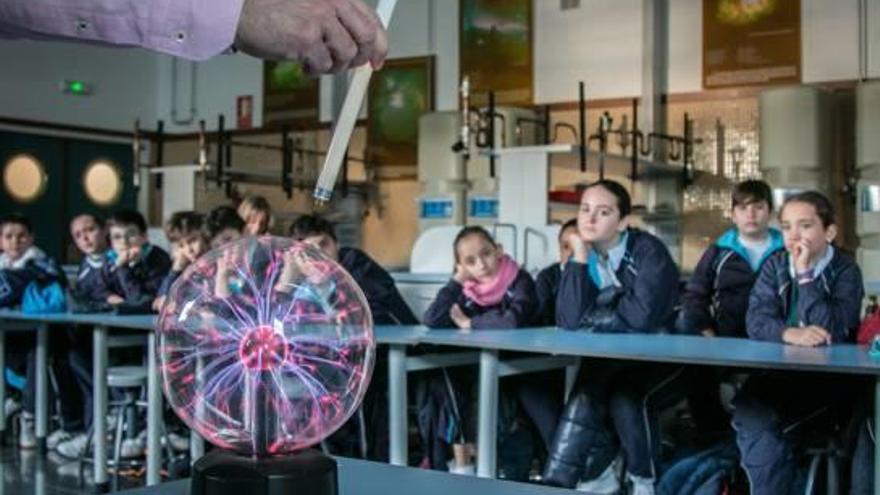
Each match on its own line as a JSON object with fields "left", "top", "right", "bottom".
{"left": 54, "top": 213, "right": 110, "bottom": 457}
{"left": 205, "top": 205, "right": 245, "bottom": 249}
{"left": 237, "top": 195, "right": 274, "bottom": 236}
{"left": 732, "top": 191, "right": 866, "bottom": 495}
{"left": 0, "top": 214, "right": 69, "bottom": 449}
{"left": 288, "top": 214, "right": 418, "bottom": 326}
{"left": 288, "top": 214, "right": 418, "bottom": 461}
{"left": 69, "top": 214, "right": 111, "bottom": 306}
{"left": 421, "top": 226, "right": 537, "bottom": 474}
{"left": 678, "top": 180, "right": 784, "bottom": 437}
{"left": 543, "top": 180, "right": 682, "bottom": 495}
{"left": 102, "top": 210, "right": 171, "bottom": 309}
{"left": 534, "top": 218, "right": 579, "bottom": 326}
{"left": 153, "top": 211, "right": 208, "bottom": 311}
{"left": 679, "top": 180, "right": 784, "bottom": 338}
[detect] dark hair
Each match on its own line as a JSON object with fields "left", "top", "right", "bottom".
{"left": 452, "top": 226, "right": 496, "bottom": 262}
{"left": 732, "top": 180, "right": 773, "bottom": 210}
{"left": 204, "top": 206, "right": 245, "bottom": 240}
{"left": 780, "top": 191, "right": 835, "bottom": 228}
{"left": 72, "top": 213, "right": 105, "bottom": 229}
{"left": 288, "top": 214, "right": 337, "bottom": 242}
{"left": 165, "top": 211, "right": 204, "bottom": 242}
{"left": 558, "top": 218, "right": 578, "bottom": 239}
{"left": 108, "top": 209, "right": 147, "bottom": 234}
{"left": 583, "top": 180, "right": 631, "bottom": 218}
{"left": 1, "top": 213, "right": 32, "bottom": 234}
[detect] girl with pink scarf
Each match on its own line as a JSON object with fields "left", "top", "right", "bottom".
{"left": 421, "top": 226, "right": 537, "bottom": 475}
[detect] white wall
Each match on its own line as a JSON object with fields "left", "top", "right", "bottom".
{"left": 534, "top": 0, "right": 643, "bottom": 102}
{"left": 870, "top": 0, "right": 880, "bottom": 78}
{"left": 155, "top": 53, "right": 263, "bottom": 133}
{"left": 802, "top": 0, "right": 861, "bottom": 83}
{"left": 0, "top": 40, "right": 158, "bottom": 130}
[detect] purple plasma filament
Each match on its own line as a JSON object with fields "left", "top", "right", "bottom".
{"left": 156, "top": 237, "right": 375, "bottom": 456}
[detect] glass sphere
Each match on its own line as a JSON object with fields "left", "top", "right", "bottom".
{"left": 157, "top": 236, "right": 374, "bottom": 456}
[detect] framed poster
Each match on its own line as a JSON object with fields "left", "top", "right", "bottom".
{"left": 367, "top": 56, "right": 435, "bottom": 167}
{"left": 703, "top": 0, "right": 801, "bottom": 88}
{"left": 460, "top": 0, "right": 533, "bottom": 106}
{"left": 263, "top": 61, "right": 319, "bottom": 125}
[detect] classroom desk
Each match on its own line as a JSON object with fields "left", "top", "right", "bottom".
{"left": 0, "top": 311, "right": 161, "bottom": 490}
{"left": 395, "top": 327, "right": 880, "bottom": 492}
{"left": 117, "top": 457, "right": 573, "bottom": 495}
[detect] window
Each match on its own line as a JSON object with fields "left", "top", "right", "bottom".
{"left": 83, "top": 159, "right": 123, "bottom": 206}
{"left": 3, "top": 154, "right": 47, "bottom": 203}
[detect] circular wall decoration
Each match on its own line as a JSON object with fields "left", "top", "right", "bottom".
{"left": 83, "top": 159, "right": 123, "bottom": 206}
{"left": 3, "top": 154, "right": 47, "bottom": 203}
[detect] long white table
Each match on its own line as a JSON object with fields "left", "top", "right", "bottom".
{"left": 3, "top": 313, "right": 879, "bottom": 492}
{"left": 396, "top": 327, "right": 880, "bottom": 491}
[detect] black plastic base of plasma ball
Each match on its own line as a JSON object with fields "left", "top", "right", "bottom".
{"left": 191, "top": 448, "right": 337, "bottom": 495}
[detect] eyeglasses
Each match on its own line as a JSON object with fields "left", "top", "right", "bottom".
{"left": 110, "top": 229, "right": 141, "bottom": 242}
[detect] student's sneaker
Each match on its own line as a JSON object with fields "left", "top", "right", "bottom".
{"left": 120, "top": 437, "right": 145, "bottom": 459}
{"left": 47, "top": 429, "right": 80, "bottom": 450}
{"left": 447, "top": 462, "right": 476, "bottom": 476}
{"left": 575, "top": 463, "right": 620, "bottom": 494}
{"left": 18, "top": 412, "right": 36, "bottom": 449}
{"left": 164, "top": 432, "right": 190, "bottom": 452}
{"left": 56, "top": 433, "right": 90, "bottom": 458}
{"left": 4, "top": 397, "right": 21, "bottom": 418}
{"left": 628, "top": 473, "right": 655, "bottom": 495}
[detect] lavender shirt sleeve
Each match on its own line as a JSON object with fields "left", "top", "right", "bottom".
{"left": 0, "top": 0, "right": 244, "bottom": 60}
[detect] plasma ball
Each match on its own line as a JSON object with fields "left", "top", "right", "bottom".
{"left": 156, "top": 236, "right": 375, "bottom": 456}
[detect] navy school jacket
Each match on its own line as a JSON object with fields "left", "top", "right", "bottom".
{"left": 556, "top": 228, "right": 680, "bottom": 332}
{"left": 71, "top": 254, "right": 111, "bottom": 303}
{"left": 746, "top": 248, "right": 863, "bottom": 343}
{"left": 535, "top": 263, "right": 562, "bottom": 326}
{"left": 423, "top": 269, "right": 537, "bottom": 329}
{"left": 338, "top": 247, "right": 419, "bottom": 325}
{"left": 679, "top": 228, "right": 784, "bottom": 337}
{"left": 0, "top": 256, "right": 65, "bottom": 308}
{"left": 102, "top": 244, "right": 172, "bottom": 302}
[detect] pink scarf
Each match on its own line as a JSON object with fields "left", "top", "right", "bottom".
{"left": 462, "top": 254, "right": 520, "bottom": 307}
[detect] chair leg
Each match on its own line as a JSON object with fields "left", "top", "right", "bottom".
{"left": 827, "top": 454, "right": 840, "bottom": 495}
{"left": 77, "top": 425, "right": 96, "bottom": 489}
{"left": 805, "top": 454, "right": 823, "bottom": 495}
{"left": 112, "top": 405, "right": 124, "bottom": 489}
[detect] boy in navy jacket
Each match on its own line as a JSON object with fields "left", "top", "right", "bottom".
{"left": 678, "top": 180, "right": 785, "bottom": 437}
{"left": 533, "top": 218, "right": 578, "bottom": 327}
{"left": 679, "top": 180, "right": 784, "bottom": 338}
{"left": 289, "top": 214, "right": 418, "bottom": 325}
{"left": 102, "top": 210, "right": 171, "bottom": 311}
{"left": 0, "top": 214, "right": 73, "bottom": 450}
{"left": 733, "top": 191, "right": 867, "bottom": 495}
{"left": 153, "top": 211, "right": 208, "bottom": 311}
{"left": 288, "top": 214, "right": 417, "bottom": 462}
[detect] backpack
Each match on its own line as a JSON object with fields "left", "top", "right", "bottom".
{"left": 858, "top": 296, "right": 880, "bottom": 346}
{"left": 21, "top": 280, "right": 67, "bottom": 314}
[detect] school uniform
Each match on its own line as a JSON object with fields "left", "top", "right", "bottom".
{"left": 338, "top": 247, "right": 419, "bottom": 325}
{"left": 102, "top": 243, "right": 171, "bottom": 306}
{"left": 534, "top": 262, "right": 562, "bottom": 327}
{"left": 679, "top": 228, "right": 784, "bottom": 337}
{"left": 544, "top": 229, "right": 687, "bottom": 488}
{"left": 732, "top": 247, "right": 865, "bottom": 495}
{"left": 678, "top": 228, "right": 784, "bottom": 435}
{"left": 420, "top": 261, "right": 538, "bottom": 472}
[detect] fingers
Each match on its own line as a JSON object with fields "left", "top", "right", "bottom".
{"left": 337, "top": 0, "right": 386, "bottom": 68}
{"left": 302, "top": 39, "right": 334, "bottom": 76}
{"left": 322, "top": 21, "right": 359, "bottom": 72}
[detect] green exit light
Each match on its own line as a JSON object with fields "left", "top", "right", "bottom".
{"left": 61, "top": 79, "right": 93, "bottom": 96}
